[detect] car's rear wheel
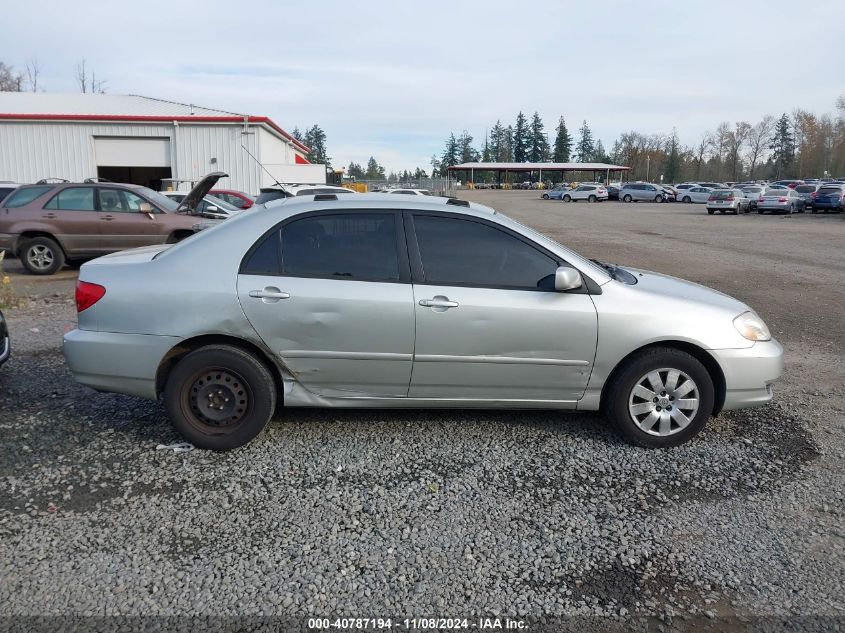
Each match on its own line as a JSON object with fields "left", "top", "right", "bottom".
{"left": 164, "top": 345, "right": 277, "bottom": 450}
{"left": 542, "top": 194, "right": 549, "bottom": 200}
{"left": 682, "top": 196, "right": 691, "bottom": 203}
{"left": 588, "top": 195, "right": 597, "bottom": 203}
{"left": 563, "top": 194, "right": 571, "bottom": 202}
{"left": 20, "top": 237, "right": 65, "bottom": 275}
{"left": 604, "top": 347, "right": 714, "bottom": 448}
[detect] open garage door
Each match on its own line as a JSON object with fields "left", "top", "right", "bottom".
{"left": 94, "top": 137, "right": 172, "bottom": 190}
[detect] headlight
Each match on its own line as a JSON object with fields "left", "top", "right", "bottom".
{"left": 733, "top": 311, "right": 771, "bottom": 342}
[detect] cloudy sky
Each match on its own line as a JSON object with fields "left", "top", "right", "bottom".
{"left": 4, "top": 0, "right": 844, "bottom": 172}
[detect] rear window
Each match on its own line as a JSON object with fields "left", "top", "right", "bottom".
{"left": 795, "top": 185, "right": 817, "bottom": 193}
{"left": 742, "top": 186, "right": 762, "bottom": 193}
{"left": 3, "top": 186, "right": 53, "bottom": 208}
{"left": 711, "top": 190, "right": 733, "bottom": 199}
{"left": 818, "top": 187, "right": 843, "bottom": 195}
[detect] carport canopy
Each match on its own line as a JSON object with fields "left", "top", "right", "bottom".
{"left": 447, "top": 162, "right": 631, "bottom": 184}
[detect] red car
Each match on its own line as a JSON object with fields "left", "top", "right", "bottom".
{"left": 209, "top": 189, "right": 255, "bottom": 209}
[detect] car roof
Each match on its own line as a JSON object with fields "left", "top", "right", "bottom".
{"left": 262, "top": 192, "right": 496, "bottom": 216}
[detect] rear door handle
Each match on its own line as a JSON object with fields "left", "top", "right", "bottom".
{"left": 249, "top": 287, "right": 290, "bottom": 303}
{"left": 419, "top": 297, "right": 459, "bottom": 308}
{"left": 101, "top": 215, "right": 115, "bottom": 221}
{"left": 42, "top": 213, "right": 57, "bottom": 219}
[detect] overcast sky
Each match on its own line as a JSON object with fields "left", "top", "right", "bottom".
{"left": 4, "top": 0, "right": 844, "bottom": 172}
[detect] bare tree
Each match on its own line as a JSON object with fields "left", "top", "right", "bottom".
{"left": 712, "top": 122, "right": 731, "bottom": 180}
{"left": 694, "top": 132, "right": 713, "bottom": 180}
{"left": 76, "top": 59, "right": 107, "bottom": 94}
{"left": 0, "top": 61, "right": 23, "bottom": 91}
{"left": 25, "top": 57, "right": 41, "bottom": 92}
{"left": 726, "top": 121, "right": 752, "bottom": 181}
{"left": 745, "top": 115, "right": 774, "bottom": 179}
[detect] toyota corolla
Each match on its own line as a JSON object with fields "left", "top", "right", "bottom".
{"left": 63, "top": 194, "right": 782, "bottom": 450}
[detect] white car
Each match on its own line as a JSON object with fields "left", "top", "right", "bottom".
{"left": 560, "top": 184, "right": 609, "bottom": 203}
{"left": 162, "top": 192, "right": 241, "bottom": 219}
{"left": 255, "top": 184, "right": 354, "bottom": 205}
{"left": 388, "top": 188, "right": 433, "bottom": 196}
{"left": 678, "top": 186, "right": 714, "bottom": 204}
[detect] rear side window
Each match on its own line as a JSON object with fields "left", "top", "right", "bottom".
{"left": 413, "top": 215, "right": 558, "bottom": 290}
{"left": 280, "top": 213, "right": 399, "bottom": 281}
{"left": 3, "top": 186, "right": 53, "bottom": 208}
{"left": 241, "top": 230, "right": 281, "bottom": 275}
{"left": 44, "top": 187, "right": 96, "bottom": 211}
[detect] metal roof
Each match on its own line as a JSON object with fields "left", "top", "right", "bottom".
{"left": 448, "top": 162, "right": 630, "bottom": 171}
{"left": 0, "top": 92, "right": 309, "bottom": 153}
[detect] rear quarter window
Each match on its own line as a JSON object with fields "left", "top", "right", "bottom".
{"left": 3, "top": 186, "right": 53, "bottom": 208}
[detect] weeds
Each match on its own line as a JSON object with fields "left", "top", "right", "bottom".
{"left": 0, "top": 251, "right": 17, "bottom": 309}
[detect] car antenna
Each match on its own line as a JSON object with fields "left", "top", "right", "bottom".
{"left": 241, "top": 144, "right": 285, "bottom": 189}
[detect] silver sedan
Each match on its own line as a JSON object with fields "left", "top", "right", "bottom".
{"left": 63, "top": 194, "right": 783, "bottom": 450}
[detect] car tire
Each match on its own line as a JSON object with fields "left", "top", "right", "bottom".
{"left": 563, "top": 194, "right": 571, "bottom": 202}
{"left": 542, "top": 194, "right": 549, "bottom": 200}
{"left": 655, "top": 194, "right": 663, "bottom": 203}
{"left": 682, "top": 196, "right": 691, "bottom": 203}
{"left": 588, "top": 195, "right": 597, "bottom": 203}
{"left": 20, "top": 236, "right": 65, "bottom": 275}
{"left": 164, "top": 345, "right": 277, "bottom": 451}
{"left": 707, "top": 209, "right": 715, "bottom": 215}
{"left": 623, "top": 194, "right": 632, "bottom": 203}
{"left": 604, "top": 347, "right": 715, "bottom": 448}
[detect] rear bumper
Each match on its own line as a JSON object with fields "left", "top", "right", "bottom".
{"left": 63, "top": 329, "right": 181, "bottom": 400}
{"left": 709, "top": 339, "right": 784, "bottom": 411}
{"left": 812, "top": 202, "right": 842, "bottom": 210}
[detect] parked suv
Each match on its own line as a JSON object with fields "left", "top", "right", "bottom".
{"left": 620, "top": 183, "right": 666, "bottom": 203}
{"left": 811, "top": 185, "right": 845, "bottom": 213}
{"left": 0, "top": 172, "right": 226, "bottom": 275}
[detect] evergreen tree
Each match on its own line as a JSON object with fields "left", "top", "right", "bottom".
{"left": 291, "top": 126, "right": 303, "bottom": 142}
{"left": 513, "top": 111, "right": 529, "bottom": 162}
{"left": 592, "top": 140, "right": 609, "bottom": 164}
{"left": 347, "top": 162, "right": 364, "bottom": 179}
{"left": 458, "top": 131, "right": 477, "bottom": 163}
{"left": 575, "top": 120, "right": 595, "bottom": 162}
{"left": 528, "top": 112, "right": 550, "bottom": 162}
{"left": 303, "top": 124, "right": 329, "bottom": 165}
{"left": 441, "top": 133, "right": 460, "bottom": 170}
{"left": 664, "top": 130, "right": 681, "bottom": 183}
{"left": 502, "top": 126, "right": 514, "bottom": 162}
{"left": 553, "top": 116, "right": 573, "bottom": 162}
{"left": 365, "top": 157, "right": 385, "bottom": 180}
{"left": 770, "top": 113, "right": 795, "bottom": 178}
{"left": 482, "top": 132, "right": 491, "bottom": 162}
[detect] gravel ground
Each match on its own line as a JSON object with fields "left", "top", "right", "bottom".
{"left": 0, "top": 196, "right": 843, "bottom": 630}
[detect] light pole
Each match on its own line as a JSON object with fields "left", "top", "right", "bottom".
{"left": 646, "top": 156, "right": 650, "bottom": 182}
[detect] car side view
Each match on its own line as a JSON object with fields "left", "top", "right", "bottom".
{"left": 0, "top": 173, "right": 226, "bottom": 275}
{"left": 63, "top": 194, "right": 783, "bottom": 451}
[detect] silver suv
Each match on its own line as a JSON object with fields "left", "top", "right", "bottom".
{"left": 620, "top": 183, "right": 666, "bottom": 203}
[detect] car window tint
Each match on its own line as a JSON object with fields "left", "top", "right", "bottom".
{"left": 281, "top": 213, "right": 399, "bottom": 281}
{"left": 44, "top": 187, "right": 96, "bottom": 211}
{"left": 414, "top": 215, "right": 558, "bottom": 290}
{"left": 818, "top": 187, "right": 841, "bottom": 194}
{"left": 242, "top": 230, "right": 281, "bottom": 275}
{"left": 3, "top": 186, "right": 52, "bottom": 208}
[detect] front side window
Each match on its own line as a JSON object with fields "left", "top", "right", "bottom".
{"left": 413, "top": 215, "right": 558, "bottom": 290}
{"left": 121, "top": 190, "right": 152, "bottom": 211}
{"left": 280, "top": 213, "right": 399, "bottom": 281}
{"left": 44, "top": 187, "right": 96, "bottom": 211}
{"left": 3, "top": 186, "right": 53, "bottom": 208}
{"left": 98, "top": 189, "right": 125, "bottom": 212}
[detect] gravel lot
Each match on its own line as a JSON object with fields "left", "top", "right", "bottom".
{"left": 1, "top": 195, "right": 843, "bottom": 630}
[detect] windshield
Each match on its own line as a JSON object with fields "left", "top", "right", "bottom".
{"left": 135, "top": 187, "right": 179, "bottom": 212}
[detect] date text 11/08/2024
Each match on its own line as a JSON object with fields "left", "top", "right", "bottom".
{"left": 307, "top": 617, "right": 528, "bottom": 630}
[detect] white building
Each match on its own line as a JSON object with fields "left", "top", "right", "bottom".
{"left": 0, "top": 93, "right": 324, "bottom": 192}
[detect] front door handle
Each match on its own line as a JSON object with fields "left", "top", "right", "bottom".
{"left": 419, "top": 297, "right": 459, "bottom": 309}
{"left": 42, "top": 213, "right": 57, "bottom": 219}
{"left": 249, "top": 287, "right": 290, "bottom": 303}
{"left": 101, "top": 215, "right": 115, "bottom": 221}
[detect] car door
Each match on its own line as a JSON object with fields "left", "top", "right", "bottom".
{"left": 97, "top": 187, "right": 166, "bottom": 250}
{"left": 406, "top": 212, "right": 598, "bottom": 401}
{"left": 237, "top": 210, "right": 415, "bottom": 397}
{"left": 41, "top": 186, "right": 102, "bottom": 255}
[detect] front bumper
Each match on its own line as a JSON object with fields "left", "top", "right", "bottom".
{"left": 63, "top": 329, "right": 181, "bottom": 400}
{"left": 708, "top": 339, "right": 784, "bottom": 411}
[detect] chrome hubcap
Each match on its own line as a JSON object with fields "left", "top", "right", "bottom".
{"left": 628, "top": 368, "right": 699, "bottom": 436}
{"left": 27, "top": 245, "right": 54, "bottom": 270}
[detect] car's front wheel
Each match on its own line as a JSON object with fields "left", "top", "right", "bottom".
{"left": 604, "top": 347, "right": 714, "bottom": 448}
{"left": 542, "top": 194, "right": 550, "bottom": 200}
{"left": 20, "top": 236, "right": 65, "bottom": 275}
{"left": 588, "top": 195, "right": 597, "bottom": 203}
{"left": 562, "top": 194, "right": 571, "bottom": 202}
{"left": 164, "top": 345, "right": 277, "bottom": 450}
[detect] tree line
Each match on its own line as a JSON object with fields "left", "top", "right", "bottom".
{"left": 433, "top": 99, "right": 845, "bottom": 183}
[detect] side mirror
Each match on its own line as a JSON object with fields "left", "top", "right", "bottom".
{"left": 138, "top": 202, "right": 153, "bottom": 213}
{"left": 555, "top": 265, "right": 582, "bottom": 291}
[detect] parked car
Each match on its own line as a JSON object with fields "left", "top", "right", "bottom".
{"left": 739, "top": 185, "right": 766, "bottom": 210}
{"left": 810, "top": 184, "right": 845, "bottom": 213}
{"left": 0, "top": 172, "right": 226, "bottom": 275}
{"left": 793, "top": 184, "right": 820, "bottom": 208}
{"left": 619, "top": 183, "right": 666, "bottom": 203}
{"left": 560, "top": 185, "right": 608, "bottom": 202}
{"left": 209, "top": 189, "right": 256, "bottom": 209}
{"left": 162, "top": 192, "right": 242, "bottom": 219}
{"left": 543, "top": 185, "right": 572, "bottom": 200}
{"left": 706, "top": 189, "right": 750, "bottom": 214}
{"left": 661, "top": 186, "right": 678, "bottom": 202}
{"left": 698, "top": 182, "right": 728, "bottom": 190}
{"left": 63, "top": 193, "right": 783, "bottom": 451}
{"left": 605, "top": 185, "right": 622, "bottom": 201}
{"left": 254, "top": 184, "right": 355, "bottom": 205}
{"left": 0, "top": 183, "right": 21, "bottom": 203}
{"left": 388, "top": 189, "right": 433, "bottom": 196}
{"left": 678, "top": 186, "right": 714, "bottom": 204}
{"left": 757, "top": 188, "right": 805, "bottom": 214}
{"left": 0, "top": 308, "right": 8, "bottom": 368}
{"left": 772, "top": 180, "right": 804, "bottom": 189}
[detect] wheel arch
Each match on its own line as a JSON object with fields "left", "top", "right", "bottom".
{"left": 155, "top": 333, "right": 284, "bottom": 401}
{"left": 599, "top": 340, "right": 726, "bottom": 415}
{"left": 16, "top": 230, "right": 67, "bottom": 256}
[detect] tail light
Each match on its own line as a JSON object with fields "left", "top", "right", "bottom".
{"left": 758, "top": 196, "right": 764, "bottom": 202}
{"left": 707, "top": 196, "right": 715, "bottom": 201}
{"left": 727, "top": 195, "right": 734, "bottom": 200}
{"left": 76, "top": 281, "right": 106, "bottom": 312}
{"left": 810, "top": 192, "right": 818, "bottom": 198}
{"left": 778, "top": 197, "right": 788, "bottom": 202}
